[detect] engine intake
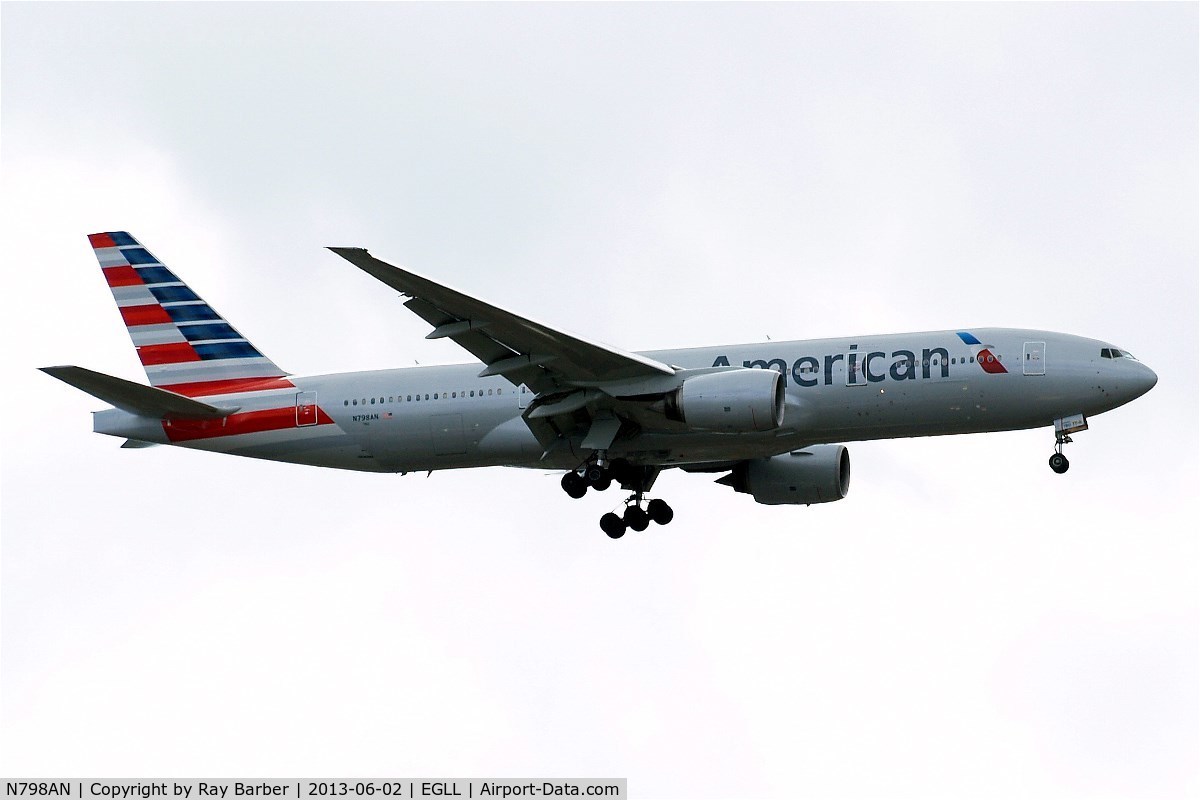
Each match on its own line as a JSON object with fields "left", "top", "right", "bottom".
{"left": 666, "top": 368, "right": 785, "bottom": 433}
{"left": 718, "top": 445, "right": 850, "bottom": 505}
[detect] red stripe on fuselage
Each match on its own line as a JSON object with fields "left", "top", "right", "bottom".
{"left": 138, "top": 341, "right": 200, "bottom": 366}
{"left": 120, "top": 304, "right": 173, "bottom": 326}
{"left": 103, "top": 265, "right": 141, "bottom": 287}
{"left": 163, "top": 406, "right": 334, "bottom": 442}
{"left": 89, "top": 233, "right": 117, "bottom": 248}
{"left": 158, "top": 376, "right": 295, "bottom": 397}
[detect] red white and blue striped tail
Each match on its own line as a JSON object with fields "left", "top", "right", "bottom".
{"left": 89, "top": 232, "right": 291, "bottom": 398}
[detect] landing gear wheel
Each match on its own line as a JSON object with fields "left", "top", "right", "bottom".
{"left": 624, "top": 505, "right": 650, "bottom": 532}
{"left": 646, "top": 498, "right": 674, "bottom": 526}
{"left": 561, "top": 472, "right": 587, "bottom": 499}
{"left": 585, "top": 464, "right": 612, "bottom": 492}
{"left": 600, "top": 513, "right": 626, "bottom": 539}
{"left": 1049, "top": 453, "right": 1070, "bottom": 474}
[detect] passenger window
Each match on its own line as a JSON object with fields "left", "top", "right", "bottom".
{"left": 344, "top": 400, "right": 349, "bottom": 406}
{"left": 425, "top": 394, "right": 430, "bottom": 400}
{"left": 352, "top": 399, "right": 358, "bottom": 405}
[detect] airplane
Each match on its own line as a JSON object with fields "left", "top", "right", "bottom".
{"left": 43, "top": 232, "right": 1158, "bottom": 539}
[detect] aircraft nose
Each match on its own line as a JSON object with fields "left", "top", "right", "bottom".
{"left": 1137, "top": 364, "right": 1156, "bottom": 395}
{"left": 1136, "top": 363, "right": 1158, "bottom": 397}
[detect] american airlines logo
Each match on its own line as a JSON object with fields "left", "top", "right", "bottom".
{"left": 956, "top": 331, "right": 1008, "bottom": 374}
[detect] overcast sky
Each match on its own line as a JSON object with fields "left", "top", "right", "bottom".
{"left": 2, "top": 3, "right": 1197, "bottom": 798}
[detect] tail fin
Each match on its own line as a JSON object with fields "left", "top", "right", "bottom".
{"left": 88, "top": 232, "right": 290, "bottom": 396}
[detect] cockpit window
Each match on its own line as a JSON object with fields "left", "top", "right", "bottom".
{"left": 1101, "top": 346, "right": 1138, "bottom": 360}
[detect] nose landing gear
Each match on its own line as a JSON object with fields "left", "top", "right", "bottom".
{"left": 1048, "top": 413, "right": 1087, "bottom": 474}
{"left": 1049, "top": 444, "right": 1070, "bottom": 474}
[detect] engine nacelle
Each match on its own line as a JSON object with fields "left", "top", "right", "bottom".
{"left": 718, "top": 445, "right": 850, "bottom": 505}
{"left": 666, "top": 369, "right": 785, "bottom": 433}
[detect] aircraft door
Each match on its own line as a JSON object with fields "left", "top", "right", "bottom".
{"left": 1023, "top": 341, "right": 1046, "bottom": 376}
{"left": 296, "top": 391, "right": 318, "bottom": 426}
{"left": 518, "top": 384, "right": 529, "bottom": 409}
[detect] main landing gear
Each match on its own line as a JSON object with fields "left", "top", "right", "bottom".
{"left": 559, "top": 463, "right": 611, "bottom": 497}
{"left": 599, "top": 496, "right": 674, "bottom": 539}
{"left": 560, "top": 457, "right": 674, "bottom": 538}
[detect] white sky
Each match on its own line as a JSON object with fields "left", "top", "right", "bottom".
{"left": 2, "top": 3, "right": 1197, "bottom": 798}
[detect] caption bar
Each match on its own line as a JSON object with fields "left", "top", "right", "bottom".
{"left": 3, "top": 783, "right": 625, "bottom": 800}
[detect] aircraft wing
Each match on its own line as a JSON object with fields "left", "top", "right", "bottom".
{"left": 328, "top": 248, "right": 675, "bottom": 393}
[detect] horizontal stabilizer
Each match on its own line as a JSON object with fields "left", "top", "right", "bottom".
{"left": 121, "top": 439, "right": 161, "bottom": 449}
{"left": 40, "top": 365, "right": 236, "bottom": 419}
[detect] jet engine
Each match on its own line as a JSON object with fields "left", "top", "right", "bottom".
{"left": 664, "top": 368, "right": 785, "bottom": 433}
{"left": 717, "top": 445, "right": 850, "bottom": 505}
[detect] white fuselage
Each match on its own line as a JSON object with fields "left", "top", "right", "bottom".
{"left": 92, "top": 327, "right": 1157, "bottom": 473}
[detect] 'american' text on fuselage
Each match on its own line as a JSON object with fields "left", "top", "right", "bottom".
{"left": 713, "top": 344, "right": 959, "bottom": 387}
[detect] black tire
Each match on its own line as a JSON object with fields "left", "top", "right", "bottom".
{"left": 585, "top": 465, "right": 607, "bottom": 485}
{"left": 600, "top": 513, "right": 626, "bottom": 539}
{"left": 1049, "top": 453, "right": 1069, "bottom": 474}
{"left": 647, "top": 498, "right": 674, "bottom": 525}
{"left": 561, "top": 471, "right": 588, "bottom": 498}
{"left": 624, "top": 506, "right": 650, "bottom": 532}
{"left": 592, "top": 477, "right": 612, "bottom": 492}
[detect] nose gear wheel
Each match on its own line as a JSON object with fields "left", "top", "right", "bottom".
{"left": 1049, "top": 432, "right": 1072, "bottom": 474}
